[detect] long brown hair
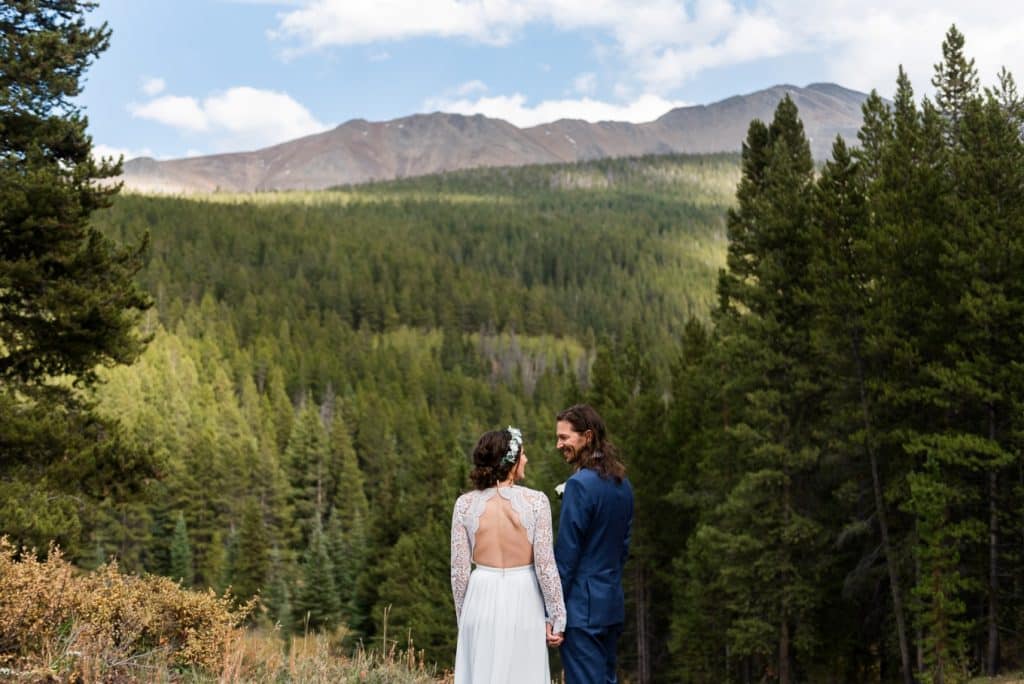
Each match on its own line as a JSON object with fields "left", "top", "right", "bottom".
{"left": 556, "top": 404, "right": 626, "bottom": 482}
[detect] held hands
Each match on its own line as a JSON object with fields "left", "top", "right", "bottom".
{"left": 545, "top": 623, "right": 564, "bottom": 647}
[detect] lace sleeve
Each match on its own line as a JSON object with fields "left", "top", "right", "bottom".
{"left": 451, "top": 494, "right": 472, "bottom": 623}
{"left": 532, "top": 492, "right": 566, "bottom": 633}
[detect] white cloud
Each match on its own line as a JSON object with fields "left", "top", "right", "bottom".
{"left": 268, "top": 1, "right": 1024, "bottom": 101}
{"left": 269, "top": 0, "right": 693, "bottom": 52}
{"left": 455, "top": 80, "right": 489, "bottom": 96}
{"left": 141, "top": 77, "right": 166, "bottom": 96}
{"left": 634, "top": 11, "right": 792, "bottom": 91}
{"left": 368, "top": 50, "right": 391, "bottom": 61}
{"left": 423, "top": 91, "right": 686, "bottom": 127}
{"left": 783, "top": 2, "right": 1024, "bottom": 99}
{"left": 202, "top": 87, "right": 326, "bottom": 149}
{"left": 129, "top": 87, "right": 327, "bottom": 151}
{"left": 573, "top": 72, "right": 597, "bottom": 95}
{"left": 130, "top": 95, "right": 208, "bottom": 132}
{"left": 667, "top": 2, "right": 1024, "bottom": 100}
{"left": 271, "top": 0, "right": 525, "bottom": 48}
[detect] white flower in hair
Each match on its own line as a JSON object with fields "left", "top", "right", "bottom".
{"left": 502, "top": 426, "right": 523, "bottom": 465}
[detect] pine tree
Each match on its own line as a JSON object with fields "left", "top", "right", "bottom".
{"left": 914, "top": 41, "right": 1024, "bottom": 676}
{"left": 0, "top": 1, "right": 153, "bottom": 553}
{"left": 263, "top": 546, "right": 294, "bottom": 633}
{"left": 700, "top": 97, "right": 826, "bottom": 682}
{"left": 198, "top": 529, "right": 227, "bottom": 592}
{"left": 327, "top": 406, "right": 368, "bottom": 524}
{"left": 169, "top": 511, "right": 194, "bottom": 586}
{"left": 811, "top": 136, "right": 915, "bottom": 684}
{"left": 665, "top": 320, "right": 729, "bottom": 681}
{"left": 294, "top": 518, "right": 340, "bottom": 633}
{"left": 0, "top": 0, "right": 150, "bottom": 387}
{"left": 373, "top": 519, "right": 455, "bottom": 668}
{"left": 285, "top": 396, "right": 330, "bottom": 549}
{"left": 327, "top": 413, "right": 370, "bottom": 623}
{"left": 232, "top": 497, "right": 269, "bottom": 607}
{"left": 266, "top": 366, "right": 294, "bottom": 454}
{"left": 932, "top": 25, "right": 979, "bottom": 135}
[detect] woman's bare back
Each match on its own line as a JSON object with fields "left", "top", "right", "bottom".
{"left": 472, "top": 492, "right": 533, "bottom": 567}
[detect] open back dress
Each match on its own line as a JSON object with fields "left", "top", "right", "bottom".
{"left": 450, "top": 485, "right": 566, "bottom": 683}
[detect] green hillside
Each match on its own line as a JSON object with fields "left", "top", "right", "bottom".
{"left": 104, "top": 153, "right": 737, "bottom": 358}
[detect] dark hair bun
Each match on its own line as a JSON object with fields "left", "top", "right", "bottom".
{"left": 469, "top": 429, "right": 519, "bottom": 489}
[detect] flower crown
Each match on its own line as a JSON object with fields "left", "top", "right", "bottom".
{"left": 502, "top": 426, "right": 523, "bottom": 466}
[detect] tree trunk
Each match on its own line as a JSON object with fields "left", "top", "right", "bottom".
{"left": 780, "top": 476, "right": 793, "bottom": 684}
{"left": 779, "top": 619, "right": 791, "bottom": 684}
{"left": 853, "top": 338, "right": 914, "bottom": 684}
{"left": 915, "top": 550, "right": 924, "bottom": 674}
{"left": 635, "top": 563, "right": 650, "bottom": 684}
{"left": 987, "top": 405, "right": 999, "bottom": 675}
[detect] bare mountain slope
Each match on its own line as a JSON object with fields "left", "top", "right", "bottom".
{"left": 123, "top": 83, "right": 871, "bottom": 193}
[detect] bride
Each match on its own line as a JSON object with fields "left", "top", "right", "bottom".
{"left": 450, "top": 427, "right": 566, "bottom": 683}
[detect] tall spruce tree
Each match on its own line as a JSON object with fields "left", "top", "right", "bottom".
{"left": 953, "top": 90, "right": 1024, "bottom": 677}
{"left": 700, "top": 97, "right": 826, "bottom": 683}
{"left": 169, "top": 510, "right": 194, "bottom": 586}
{"left": 918, "top": 29, "right": 1024, "bottom": 676}
{"left": 373, "top": 519, "right": 455, "bottom": 667}
{"left": 294, "top": 517, "right": 340, "bottom": 633}
{"left": 665, "top": 320, "right": 727, "bottom": 682}
{"left": 0, "top": 0, "right": 153, "bottom": 553}
{"left": 811, "top": 136, "right": 914, "bottom": 683}
{"left": 327, "top": 412, "right": 370, "bottom": 625}
{"left": 285, "top": 396, "right": 330, "bottom": 550}
{"left": 232, "top": 497, "right": 269, "bottom": 607}
{"left": 263, "top": 545, "right": 294, "bottom": 633}
{"left": 886, "top": 67, "right": 974, "bottom": 684}
{"left": 932, "top": 25, "right": 979, "bottom": 137}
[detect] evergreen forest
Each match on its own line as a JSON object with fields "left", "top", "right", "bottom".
{"left": 5, "top": 7, "right": 1024, "bottom": 682}
{"left": 77, "top": 150, "right": 736, "bottom": 674}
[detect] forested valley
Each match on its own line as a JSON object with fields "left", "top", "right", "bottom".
{"left": 69, "top": 152, "right": 736, "bottom": 676}
{"left": 6, "top": 12, "right": 1024, "bottom": 683}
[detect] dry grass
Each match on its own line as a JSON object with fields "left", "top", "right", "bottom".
{"left": 0, "top": 538, "right": 443, "bottom": 683}
{"left": 217, "top": 629, "right": 446, "bottom": 683}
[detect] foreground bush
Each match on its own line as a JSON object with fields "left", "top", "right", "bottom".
{"left": 0, "top": 538, "right": 444, "bottom": 682}
{"left": 0, "top": 537, "right": 248, "bottom": 679}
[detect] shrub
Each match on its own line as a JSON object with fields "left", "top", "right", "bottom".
{"left": 0, "top": 537, "right": 249, "bottom": 679}
{"left": 0, "top": 539, "right": 443, "bottom": 682}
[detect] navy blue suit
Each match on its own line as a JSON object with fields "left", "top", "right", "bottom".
{"left": 555, "top": 467, "right": 633, "bottom": 684}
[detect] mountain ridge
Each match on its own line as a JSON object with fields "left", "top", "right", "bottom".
{"left": 122, "top": 82, "right": 871, "bottom": 193}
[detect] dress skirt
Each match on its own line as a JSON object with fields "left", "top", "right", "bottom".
{"left": 454, "top": 564, "right": 551, "bottom": 683}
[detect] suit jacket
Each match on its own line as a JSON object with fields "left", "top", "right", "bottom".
{"left": 555, "top": 467, "right": 633, "bottom": 628}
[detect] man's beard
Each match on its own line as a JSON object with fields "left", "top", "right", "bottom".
{"left": 561, "top": 446, "right": 579, "bottom": 465}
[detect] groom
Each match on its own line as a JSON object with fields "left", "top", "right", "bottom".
{"left": 552, "top": 404, "right": 634, "bottom": 684}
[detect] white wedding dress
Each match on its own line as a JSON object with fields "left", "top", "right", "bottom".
{"left": 451, "top": 485, "right": 566, "bottom": 683}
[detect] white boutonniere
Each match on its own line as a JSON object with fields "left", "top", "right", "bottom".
{"left": 555, "top": 482, "right": 566, "bottom": 498}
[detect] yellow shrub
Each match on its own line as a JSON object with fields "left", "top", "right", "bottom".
{"left": 0, "top": 537, "right": 249, "bottom": 679}
{"left": 0, "top": 539, "right": 441, "bottom": 682}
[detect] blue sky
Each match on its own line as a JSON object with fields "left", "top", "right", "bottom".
{"left": 80, "top": 1, "right": 1024, "bottom": 161}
